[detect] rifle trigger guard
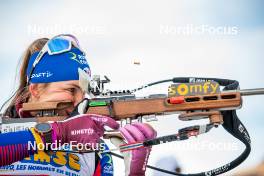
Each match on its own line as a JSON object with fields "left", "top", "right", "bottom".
{"left": 179, "top": 111, "right": 223, "bottom": 126}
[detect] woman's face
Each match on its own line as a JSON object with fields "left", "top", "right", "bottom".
{"left": 30, "top": 80, "right": 84, "bottom": 115}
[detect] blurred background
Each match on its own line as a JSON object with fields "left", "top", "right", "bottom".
{"left": 0, "top": 0, "right": 263, "bottom": 175}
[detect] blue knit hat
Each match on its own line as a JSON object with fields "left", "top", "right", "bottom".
{"left": 26, "top": 48, "right": 91, "bottom": 84}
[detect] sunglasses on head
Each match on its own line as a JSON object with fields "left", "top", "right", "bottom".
{"left": 27, "top": 34, "right": 85, "bottom": 85}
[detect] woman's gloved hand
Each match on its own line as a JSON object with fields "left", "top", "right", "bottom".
{"left": 113, "top": 123, "right": 157, "bottom": 176}
{"left": 51, "top": 114, "right": 119, "bottom": 149}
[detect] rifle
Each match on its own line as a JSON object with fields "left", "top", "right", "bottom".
{"left": 1, "top": 76, "right": 264, "bottom": 176}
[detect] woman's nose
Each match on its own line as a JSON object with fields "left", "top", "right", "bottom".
{"left": 73, "top": 92, "right": 85, "bottom": 107}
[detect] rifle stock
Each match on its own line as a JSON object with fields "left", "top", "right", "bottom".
{"left": 87, "top": 92, "right": 241, "bottom": 120}
{"left": 0, "top": 91, "right": 242, "bottom": 124}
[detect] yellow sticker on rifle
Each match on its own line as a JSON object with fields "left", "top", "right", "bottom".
{"left": 168, "top": 81, "right": 220, "bottom": 97}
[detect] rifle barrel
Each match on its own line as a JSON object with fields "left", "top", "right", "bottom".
{"left": 239, "top": 88, "right": 264, "bottom": 96}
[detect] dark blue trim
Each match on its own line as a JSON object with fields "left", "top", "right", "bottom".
{"left": 0, "top": 130, "right": 35, "bottom": 146}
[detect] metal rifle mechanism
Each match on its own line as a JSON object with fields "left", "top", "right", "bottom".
{"left": 1, "top": 76, "right": 264, "bottom": 176}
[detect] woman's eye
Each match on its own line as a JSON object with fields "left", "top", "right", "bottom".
{"left": 67, "top": 88, "right": 75, "bottom": 94}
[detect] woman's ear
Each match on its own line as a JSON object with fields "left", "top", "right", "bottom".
{"left": 29, "top": 84, "right": 40, "bottom": 99}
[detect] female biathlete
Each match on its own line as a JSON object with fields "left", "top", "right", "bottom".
{"left": 0, "top": 34, "right": 156, "bottom": 176}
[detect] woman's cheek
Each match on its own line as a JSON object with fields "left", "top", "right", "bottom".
{"left": 73, "top": 94, "right": 85, "bottom": 106}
